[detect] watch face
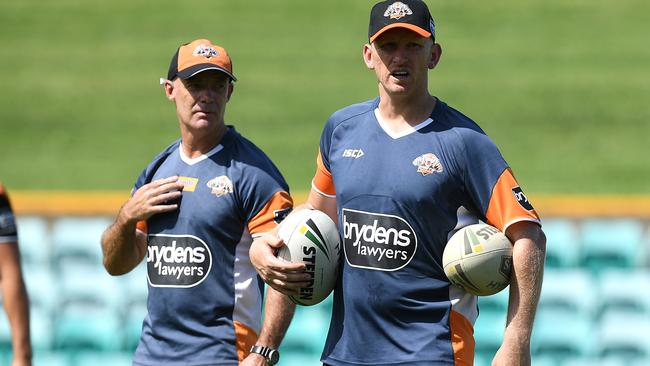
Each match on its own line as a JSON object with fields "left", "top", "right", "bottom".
{"left": 269, "top": 350, "right": 279, "bottom": 364}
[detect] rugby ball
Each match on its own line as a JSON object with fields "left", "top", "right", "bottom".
{"left": 276, "top": 209, "right": 341, "bottom": 306}
{"left": 443, "top": 224, "right": 513, "bottom": 296}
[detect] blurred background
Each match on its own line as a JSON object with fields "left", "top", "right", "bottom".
{"left": 1, "top": 0, "right": 649, "bottom": 365}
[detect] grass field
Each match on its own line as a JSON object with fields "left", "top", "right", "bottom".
{"left": 1, "top": 0, "right": 649, "bottom": 193}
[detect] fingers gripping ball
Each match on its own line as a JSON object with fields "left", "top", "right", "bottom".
{"left": 277, "top": 209, "right": 341, "bottom": 305}
{"left": 443, "top": 224, "right": 513, "bottom": 296}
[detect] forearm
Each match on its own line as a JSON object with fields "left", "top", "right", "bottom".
{"left": 0, "top": 254, "right": 32, "bottom": 361}
{"left": 504, "top": 234, "right": 546, "bottom": 343}
{"left": 101, "top": 208, "right": 144, "bottom": 275}
{"left": 257, "top": 287, "right": 296, "bottom": 348}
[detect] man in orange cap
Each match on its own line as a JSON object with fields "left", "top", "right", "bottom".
{"left": 102, "top": 39, "right": 297, "bottom": 366}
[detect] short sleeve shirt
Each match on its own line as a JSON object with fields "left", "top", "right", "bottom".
{"left": 312, "top": 98, "right": 540, "bottom": 366}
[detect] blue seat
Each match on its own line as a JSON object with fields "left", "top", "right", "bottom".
{"left": 542, "top": 219, "right": 580, "bottom": 268}
{"left": 59, "top": 265, "right": 121, "bottom": 306}
{"left": 73, "top": 351, "right": 133, "bottom": 366}
{"left": 281, "top": 305, "right": 329, "bottom": 355}
{"left": 580, "top": 219, "right": 643, "bottom": 271}
{"left": 121, "top": 261, "right": 148, "bottom": 308}
{"left": 23, "top": 266, "right": 59, "bottom": 317}
{"left": 598, "top": 313, "right": 650, "bottom": 360}
{"left": 54, "top": 302, "right": 122, "bottom": 352}
{"left": 538, "top": 269, "right": 597, "bottom": 318}
{"left": 52, "top": 217, "right": 112, "bottom": 270}
{"left": 280, "top": 352, "right": 321, "bottom": 366}
{"left": 562, "top": 357, "right": 626, "bottom": 366}
{"left": 478, "top": 287, "right": 509, "bottom": 313}
{"left": 0, "top": 310, "right": 10, "bottom": 353}
{"left": 15, "top": 216, "right": 51, "bottom": 267}
{"left": 30, "top": 306, "right": 54, "bottom": 352}
{"left": 532, "top": 311, "right": 596, "bottom": 360}
{"left": 31, "top": 351, "right": 70, "bottom": 366}
{"left": 124, "top": 301, "right": 147, "bottom": 351}
{"left": 598, "top": 269, "right": 650, "bottom": 318}
{"left": 54, "top": 267, "right": 122, "bottom": 351}
{"left": 531, "top": 355, "right": 560, "bottom": 366}
{"left": 473, "top": 351, "right": 494, "bottom": 366}
{"left": 474, "top": 309, "right": 506, "bottom": 356}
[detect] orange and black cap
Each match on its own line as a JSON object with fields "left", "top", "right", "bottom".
{"left": 368, "top": 0, "right": 436, "bottom": 43}
{"left": 167, "top": 38, "right": 236, "bottom": 82}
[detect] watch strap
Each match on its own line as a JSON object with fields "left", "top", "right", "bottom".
{"left": 249, "top": 345, "right": 279, "bottom": 365}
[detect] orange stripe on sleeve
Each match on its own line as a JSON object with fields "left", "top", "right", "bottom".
{"left": 234, "top": 320, "right": 259, "bottom": 362}
{"left": 485, "top": 168, "right": 540, "bottom": 232}
{"left": 248, "top": 191, "right": 293, "bottom": 236}
{"left": 450, "top": 310, "right": 475, "bottom": 366}
{"left": 312, "top": 150, "right": 336, "bottom": 196}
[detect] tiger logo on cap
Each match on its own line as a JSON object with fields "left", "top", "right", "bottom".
{"left": 384, "top": 2, "right": 413, "bottom": 20}
{"left": 412, "top": 153, "right": 443, "bottom": 176}
{"left": 192, "top": 44, "right": 219, "bottom": 59}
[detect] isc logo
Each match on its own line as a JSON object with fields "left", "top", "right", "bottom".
{"left": 342, "top": 149, "right": 364, "bottom": 159}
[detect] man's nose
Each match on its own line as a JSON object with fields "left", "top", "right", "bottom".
{"left": 196, "top": 88, "right": 215, "bottom": 103}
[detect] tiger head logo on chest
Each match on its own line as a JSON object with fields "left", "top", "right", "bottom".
{"left": 206, "top": 176, "right": 234, "bottom": 197}
{"left": 412, "top": 153, "right": 444, "bottom": 176}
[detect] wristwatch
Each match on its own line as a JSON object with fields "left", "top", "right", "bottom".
{"left": 250, "top": 345, "right": 280, "bottom": 365}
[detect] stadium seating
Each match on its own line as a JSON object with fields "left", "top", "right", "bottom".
{"left": 477, "top": 287, "right": 509, "bottom": 313}
{"left": 54, "top": 266, "right": 122, "bottom": 352}
{"left": 597, "top": 269, "right": 650, "bottom": 318}
{"left": 532, "top": 311, "right": 596, "bottom": 360}
{"left": 538, "top": 269, "right": 597, "bottom": 317}
{"left": 51, "top": 217, "right": 112, "bottom": 271}
{"left": 73, "top": 351, "right": 133, "bottom": 366}
{"left": 597, "top": 312, "right": 650, "bottom": 360}
{"left": 580, "top": 219, "right": 644, "bottom": 271}
{"left": 31, "top": 352, "right": 69, "bottom": 366}
{"left": 0, "top": 310, "right": 10, "bottom": 355}
{"left": 15, "top": 216, "right": 51, "bottom": 267}
{"left": 474, "top": 308, "right": 506, "bottom": 357}
{"left": 281, "top": 299, "right": 331, "bottom": 356}
{"left": 2, "top": 215, "right": 650, "bottom": 365}
{"left": 542, "top": 219, "right": 580, "bottom": 268}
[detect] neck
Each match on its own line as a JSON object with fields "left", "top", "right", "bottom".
{"left": 180, "top": 124, "right": 227, "bottom": 159}
{"left": 377, "top": 90, "right": 436, "bottom": 126}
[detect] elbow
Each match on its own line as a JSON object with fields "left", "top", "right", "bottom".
{"left": 103, "top": 258, "right": 127, "bottom": 276}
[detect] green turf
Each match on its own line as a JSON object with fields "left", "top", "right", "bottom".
{"left": 1, "top": 0, "right": 648, "bottom": 193}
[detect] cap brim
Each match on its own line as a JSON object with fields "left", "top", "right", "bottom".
{"left": 177, "top": 63, "right": 237, "bottom": 82}
{"left": 369, "top": 23, "right": 432, "bottom": 43}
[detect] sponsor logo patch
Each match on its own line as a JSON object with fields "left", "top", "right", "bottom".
{"left": 192, "top": 44, "right": 219, "bottom": 59}
{"left": 273, "top": 207, "right": 293, "bottom": 224}
{"left": 384, "top": 2, "right": 413, "bottom": 20}
{"left": 177, "top": 176, "right": 198, "bottom": 192}
{"left": 412, "top": 152, "right": 443, "bottom": 176}
{"left": 511, "top": 186, "right": 534, "bottom": 210}
{"left": 499, "top": 255, "right": 513, "bottom": 278}
{"left": 342, "top": 148, "right": 364, "bottom": 159}
{"left": 342, "top": 208, "right": 417, "bottom": 271}
{"left": 146, "top": 234, "right": 212, "bottom": 288}
{"left": 206, "top": 176, "right": 233, "bottom": 197}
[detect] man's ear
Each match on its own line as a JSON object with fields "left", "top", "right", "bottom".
{"left": 428, "top": 43, "right": 443, "bottom": 69}
{"left": 363, "top": 43, "right": 375, "bottom": 70}
{"left": 226, "top": 82, "right": 234, "bottom": 101}
{"left": 163, "top": 79, "right": 175, "bottom": 101}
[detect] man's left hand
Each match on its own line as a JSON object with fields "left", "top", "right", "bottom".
{"left": 240, "top": 352, "right": 268, "bottom": 366}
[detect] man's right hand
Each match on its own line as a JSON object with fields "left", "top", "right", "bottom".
{"left": 250, "top": 232, "right": 311, "bottom": 296}
{"left": 121, "top": 176, "right": 185, "bottom": 224}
